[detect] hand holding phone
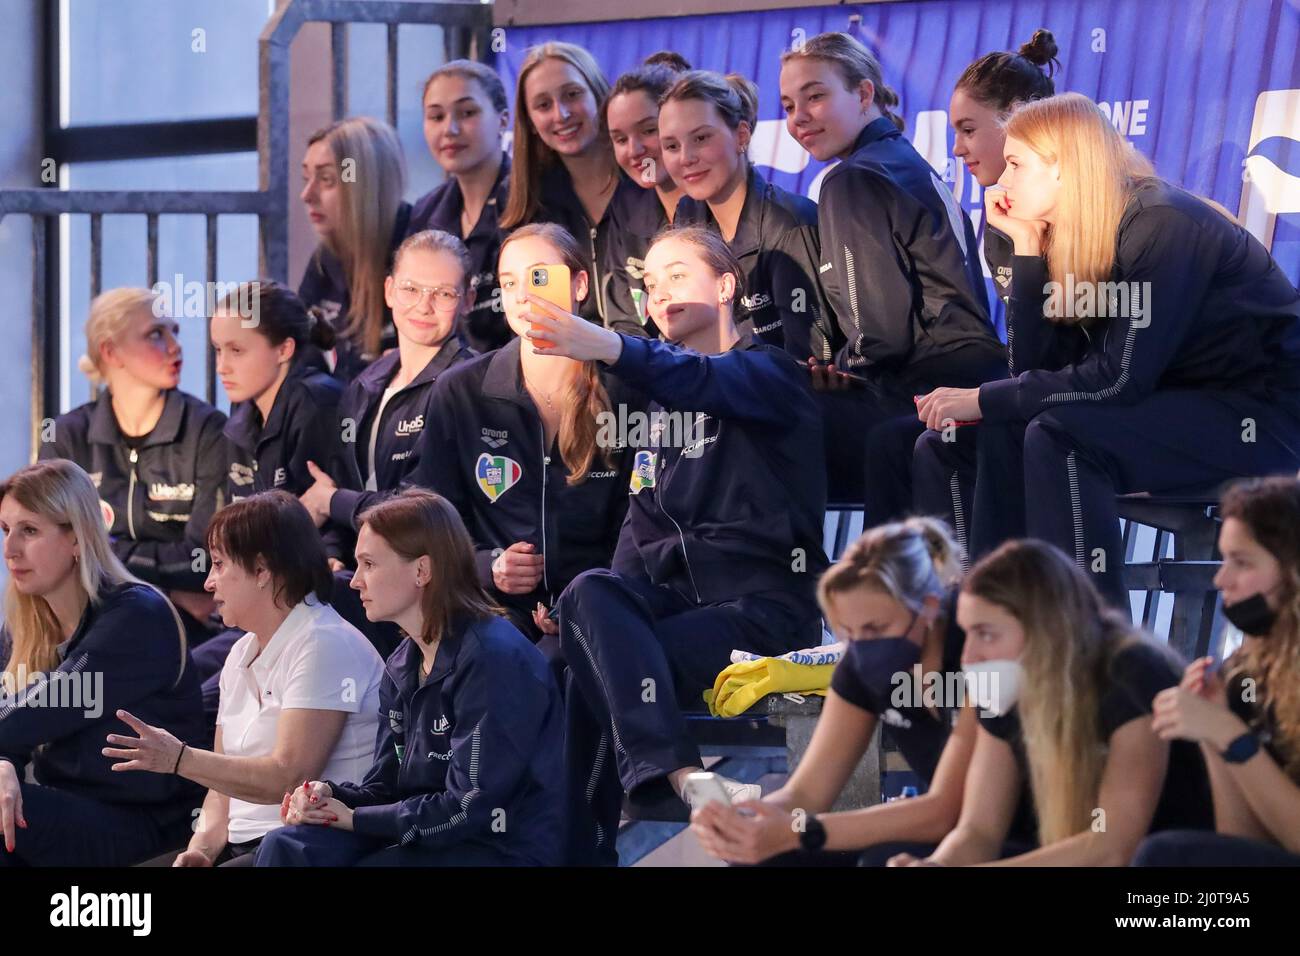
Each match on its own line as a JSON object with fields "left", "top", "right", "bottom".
{"left": 682, "top": 771, "right": 732, "bottom": 810}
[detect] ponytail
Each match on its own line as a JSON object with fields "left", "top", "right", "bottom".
{"left": 218, "top": 280, "right": 329, "bottom": 357}
{"left": 781, "top": 32, "right": 905, "bottom": 132}
{"left": 818, "top": 516, "right": 962, "bottom": 620}
{"left": 956, "top": 29, "right": 1059, "bottom": 114}
{"left": 662, "top": 70, "right": 758, "bottom": 137}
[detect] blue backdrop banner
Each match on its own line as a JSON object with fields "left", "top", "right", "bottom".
{"left": 496, "top": 0, "right": 1300, "bottom": 340}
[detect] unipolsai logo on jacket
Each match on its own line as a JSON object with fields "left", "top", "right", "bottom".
{"left": 395, "top": 415, "right": 424, "bottom": 437}
{"left": 431, "top": 715, "right": 450, "bottom": 734}
{"left": 148, "top": 482, "right": 195, "bottom": 502}
{"left": 272, "top": 467, "right": 287, "bottom": 487}
{"left": 740, "top": 291, "right": 773, "bottom": 312}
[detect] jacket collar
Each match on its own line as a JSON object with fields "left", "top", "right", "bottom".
{"left": 353, "top": 337, "right": 467, "bottom": 399}
{"left": 88, "top": 388, "right": 187, "bottom": 448}
{"left": 849, "top": 116, "right": 902, "bottom": 156}
{"left": 223, "top": 362, "right": 310, "bottom": 452}
{"left": 480, "top": 337, "right": 531, "bottom": 406}
{"left": 425, "top": 153, "right": 511, "bottom": 241}
{"left": 681, "top": 165, "right": 769, "bottom": 258}
{"left": 387, "top": 618, "right": 466, "bottom": 694}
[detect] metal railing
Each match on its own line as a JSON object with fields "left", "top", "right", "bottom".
{"left": 0, "top": 0, "right": 493, "bottom": 460}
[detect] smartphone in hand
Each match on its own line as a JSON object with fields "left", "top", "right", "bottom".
{"left": 527, "top": 263, "right": 571, "bottom": 349}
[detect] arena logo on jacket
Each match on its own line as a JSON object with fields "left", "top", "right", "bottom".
{"left": 480, "top": 426, "right": 508, "bottom": 449}
{"left": 476, "top": 453, "right": 521, "bottom": 502}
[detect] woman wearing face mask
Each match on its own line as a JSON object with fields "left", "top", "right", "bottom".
{"left": 198, "top": 282, "right": 347, "bottom": 715}
{"left": 0, "top": 460, "right": 204, "bottom": 867}
{"left": 409, "top": 224, "right": 641, "bottom": 649}
{"left": 660, "top": 70, "right": 825, "bottom": 359}
{"left": 104, "top": 492, "right": 384, "bottom": 867}
{"left": 911, "top": 93, "right": 1300, "bottom": 608}
{"left": 778, "top": 33, "right": 1006, "bottom": 511}
{"left": 296, "top": 230, "right": 476, "bottom": 537}
{"left": 1136, "top": 477, "right": 1300, "bottom": 865}
{"left": 500, "top": 42, "right": 642, "bottom": 334}
{"left": 39, "top": 288, "right": 227, "bottom": 648}
{"left": 526, "top": 226, "right": 828, "bottom": 866}
{"left": 601, "top": 54, "right": 691, "bottom": 337}
{"left": 889, "top": 539, "right": 1212, "bottom": 867}
{"left": 299, "top": 116, "right": 409, "bottom": 382}
{"left": 693, "top": 518, "right": 1021, "bottom": 866}
{"left": 408, "top": 61, "right": 512, "bottom": 354}
{"left": 256, "top": 490, "right": 565, "bottom": 866}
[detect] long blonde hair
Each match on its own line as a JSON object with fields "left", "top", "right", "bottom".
{"left": 1220, "top": 477, "right": 1300, "bottom": 782}
{"left": 307, "top": 116, "right": 407, "bottom": 356}
{"left": 818, "top": 516, "right": 963, "bottom": 623}
{"left": 500, "top": 43, "right": 613, "bottom": 229}
{"left": 1003, "top": 93, "right": 1155, "bottom": 322}
{"left": 78, "top": 287, "right": 161, "bottom": 391}
{"left": 964, "top": 539, "right": 1165, "bottom": 844}
{"left": 497, "top": 223, "right": 613, "bottom": 484}
{"left": 1, "top": 460, "right": 136, "bottom": 682}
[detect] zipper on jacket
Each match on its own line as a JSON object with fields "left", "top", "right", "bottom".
{"left": 538, "top": 422, "right": 551, "bottom": 595}
{"left": 127, "top": 448, "right": 139, "bottom": 540}
{"left": 589, "top": 226, "right": 606, "bottom": 324}
{"left": 657, "top": 447, "right": 701, "bottom": 604}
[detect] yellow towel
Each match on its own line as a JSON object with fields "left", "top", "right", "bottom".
{"left": 703, "top": 656, "right": 835, "bottom": 718}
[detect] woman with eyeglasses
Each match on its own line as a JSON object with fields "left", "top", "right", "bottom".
{"left": 297, "top": 230, "right": 476, "bottom": 538}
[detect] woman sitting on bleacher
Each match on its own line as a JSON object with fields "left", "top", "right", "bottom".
{"left": 298, "top": 116, "right": 410, "bottom": 382}
{"left": 889, "top": 539, "right": 1212, "bottom": 866}
{"left": 256, "top": 490, "right": 565, "bottom": 867}
{"left": 529, "top": 225, "right": 828, "bottom": 865}
{"left": 912, "top": 92, "right": 1300, "bottom": 609}
{"left": 296, "top": 229, "right": 476, "bottom": 537}
{"left": 0, "top": 459, "right": 204, "bottom": 867}
{"left": 693, "top": 518, "right": 1033, "bottom": 866}
{"left": 104, "top": 492, "right": 383, "bottom": 866}
{"left": 1136, "top": 476, "right": 1300, "bottom": 866}
{"left": 39, "top": 287, "right": 227, "bottom": 651}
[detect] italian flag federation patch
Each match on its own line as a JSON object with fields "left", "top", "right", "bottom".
{"left": 476, "top": 453, "right": 522, "bottom": 502}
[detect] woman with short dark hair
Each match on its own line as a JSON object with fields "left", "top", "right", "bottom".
{"left": 104, "top": 491, "right": 383, "bottom": 866}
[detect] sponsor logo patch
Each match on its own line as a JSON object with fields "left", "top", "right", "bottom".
{"left": 480, "top": 427, "right": 508, "bottom": 449}
{"left": 630, "top": 450, "right": 656, "bottom": 494}
{"left": 476, "top": 454, "right": 522, "bottom": 502}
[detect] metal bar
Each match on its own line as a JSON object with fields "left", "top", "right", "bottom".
{"left": 47, "top": 117, "right": 258, "bottom": 164}
{"left": 331, "top": 23, "right": 348, "bottom": 121}
{"left": 0, "top": 191, "right": 270, "bottom": 216}
{"left": 30, "top": 218, "right": 48, "bottom": 463}
{"left": 387, "top": 23, "right": 399, "bottom": 128}
{"left": 89, "top": 214, "right": 102, "bottom": 299}
{"left": 146, "top": 214, "right": 160, "bottom": 288}
{"left": 293, "top": 1, "right": 488, "bottom": 27}
{"left": 205, "top": 214, "right": 219, "bottom": 406}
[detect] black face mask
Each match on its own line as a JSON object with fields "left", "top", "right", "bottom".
{"left": 1223, "top": 593, "right": 1278, "bottom": 637}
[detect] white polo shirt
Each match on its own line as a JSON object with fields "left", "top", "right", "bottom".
{"left": 216, "top": 598, "right": 384, "bottom": 844}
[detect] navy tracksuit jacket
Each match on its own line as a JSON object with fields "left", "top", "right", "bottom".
{"left": 602, "top": 181, "right": 672, "bottom": 339}
{"left": 675, "top": 165, "right": 825, "bottom": 358}
{"left": 410, "top": 339, "right": 642, "bottom": 638}
{"left": 223, "top": 361, "right": 346, "bottom": 560}
{"left": 327, "top": 339, "right": 476, "bottom": 532}
{"left": 39, "top": 388, "right": 227, "bottom": 593}
{"left": 915, "top": 180, "right": 1300, "bottom": 604}
{"left": 555, "top": 330, "right": 828, "bottom": 864}
{"left": 406, "top": 153, "right": 512, "bottom": 353}
{"left": 0, "top": 583, "right": 205, "bottom": 866}
{"left": 298, "top": 202, "right": 412, "bottom": 382}
{"left": 812, "top": 117, "right": 1006, "bottom": 507}
{"left": 255, "top": 614, "right": 566, "bottom": 866}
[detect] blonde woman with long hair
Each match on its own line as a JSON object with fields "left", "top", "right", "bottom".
{"left": 299, "top": 115, "right": 409, "bottom": 382}
{"left": 1139, "top": 477, "right": 1300, "bottom": 865}
{"left": 889, "top": 539, "right": 1212, "bottom": 866}
{"left": 913, "top": 92, "right": 1300, "bottom": 608}
{"left": 39, "top": 287, "right": 227, "bottom": 643}
{"left": 0, "top": 459, "right": 204, "bottom": 867}
{"left": 500, "top": 41, "right": 640, "bottom": 331}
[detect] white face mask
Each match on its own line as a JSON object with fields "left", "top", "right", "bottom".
{"left": 963, "top": 659, "right": 1025, "bottom": 718}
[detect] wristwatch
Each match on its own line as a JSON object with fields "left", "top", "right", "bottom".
{"left": 799, "top": 814, "right": 828, "bottom": 852}
{"left": 1221, "top": 731, "right": 1261, "bottom": 764}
